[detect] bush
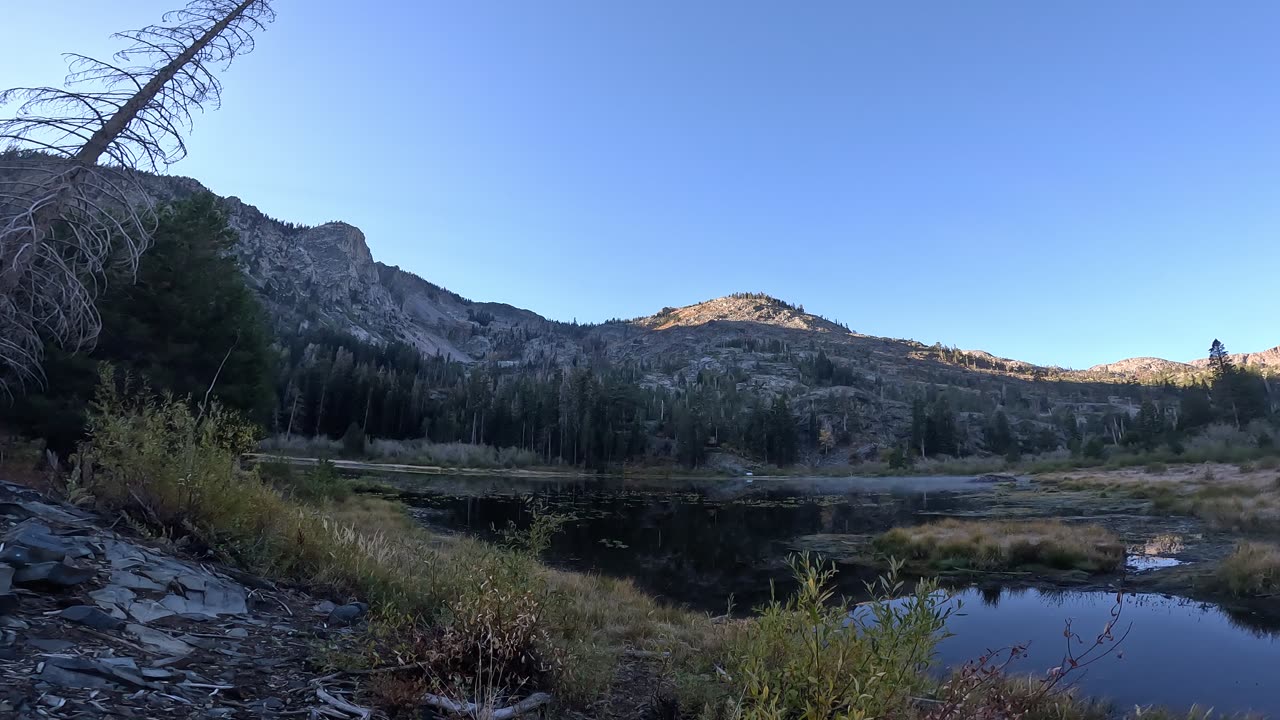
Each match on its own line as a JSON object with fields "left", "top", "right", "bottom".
{"left": 74, "top": 369, "right": 268, "bottom": 550}
{"left": 258, "top": 460, "right": 352, "bottom": 504}
{"left": 712, "top": 554, "right": 951, "bottom": 720}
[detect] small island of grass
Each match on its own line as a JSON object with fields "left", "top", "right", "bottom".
{"left": 874, "top": 519, "right": 1124, "bottom": 574}
{"left": 1214, "top": 541, "right": 1280, "bottom": 598}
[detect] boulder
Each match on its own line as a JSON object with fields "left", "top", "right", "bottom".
{"left": 0, "top": 594, "right": 18, "bottom": 615}
{"left": 0, "top": 564, "right": 12, "bottom": 594}
{"left": 326, "top": 602, "right": 369, "bottom": 626}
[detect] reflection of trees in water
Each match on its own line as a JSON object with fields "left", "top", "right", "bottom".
{"left": 402, "top": 484, "right": 1011, "bottom": 611}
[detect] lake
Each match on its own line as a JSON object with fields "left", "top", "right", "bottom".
{"left": 387, "top": 472, "right": 1280, "bottom": 717}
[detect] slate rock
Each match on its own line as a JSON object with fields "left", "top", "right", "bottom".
{"left": 61, "top": 605, "right": 127, "bottom": 631}
{"left": 326, "top": 602, "right": 369, "bottom": 626}
{"left": 99, "top": 657, "right": 139, "bottom": 671}
{"left": 39, "top": 658, "right": 113, "bottom": 689}
{"left": 27, "top": 637, "right": 77, "bottom": 652}
{"left": 0, "top": 545, "right": 37, "bottom": 568}
{"left": 109, "top": 570, "right": 165, "bottom": 591}
{"left": 0, "top": 593, "right": 19, "bottom": 615}
{"left": 126, "top": 623, "right": 195, "bottom": 656}
{"left": 127, "top": 599, "right": 176, "bottom": 624}
{"left": 40, "top": 656, "right": 159, "bottom": 690}
{"left": 89, "top": 585, "right": 137, "bottom": 608}
{"left": 0, "top": 564, "right": 12, "bottom": 594}
{"left": 4, "top": 521, "right": 93, "bottom": 562}
{"left": 14, "top": 561, "right": 95, "bottom": 588}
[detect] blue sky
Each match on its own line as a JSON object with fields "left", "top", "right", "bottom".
{"left": 3, "top": 1, "right": 1278, "bottom": 369}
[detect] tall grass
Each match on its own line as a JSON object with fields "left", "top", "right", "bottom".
{"left": 1215, "top": 542, "right": 1280, "bottom": 598}
{"left": 874, "top": 519, "right": 1124, "bottom": 573}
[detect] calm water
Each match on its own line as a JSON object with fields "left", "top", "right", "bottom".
{"left": 935, "top": 588, "right": 1280, "bottom": 716}
{"left": 388, "top": 473, "right": 1280, "bottom": 717}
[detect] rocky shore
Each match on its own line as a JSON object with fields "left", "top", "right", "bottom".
{"left": 0, "top": 480, "right": 372, "bottom": 719}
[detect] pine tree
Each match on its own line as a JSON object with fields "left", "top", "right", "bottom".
{"left": 1208, "top": 339, "right": 1234, "bottom": 378}
{"left": 9, "top": 194, "right": 273, "bottom": 454}
{"left": 0, "top": 0, "right": 276, "bottom": 392}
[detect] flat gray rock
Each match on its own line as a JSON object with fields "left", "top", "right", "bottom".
{"left": 126, "top": 623, "right": 195, "bottom": 657}
{"left": 4, "top": 520, "right": 93, "bottom": 562}
{"left": 0, "top": 564, "right": 11, "bottom": 594}
{"left": 127, "top": 599, "right": 176, "bottom": 625}
{"left": 101, "top": 539, "right": 148, "bottom": 569}
{"left": 90, "top": 585, "right": 137, "bottom": 607}
{"left": 39, "top": 658, "right": 113, "bottom": 689}
{"left": 61, "top": 605, "right": 127, "bottom": 631}
{"left": 109, "top": 570, "right": 166, "bottom": 591}
{"left": 159, "top": 581, "right": 247, "bottom": 617}
{"left": 40, "top": 655, "right": 159, "bottom": 690}
{"left": 27, "top": 637, "right": 77, "bottom": 652}
{"left": 14, "top": 560, "right": 95, "bottom": 588}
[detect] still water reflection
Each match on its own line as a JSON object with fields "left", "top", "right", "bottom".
{"left": 390, "top": 473, "right": 1280, "bottom": 716}
{"left": 935, "top": 588, "right": 1280, "bottom": 717}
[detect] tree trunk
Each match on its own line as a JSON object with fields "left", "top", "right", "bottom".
{"left": 1, "top": 0, "right": 263, "bottom": 295}
{"left": 285, "top": 386, "right": 299, "bottom": 440}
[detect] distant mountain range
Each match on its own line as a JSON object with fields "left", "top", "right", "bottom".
{"left": 135, "top": 171, "right": 1277, "bottom": 456}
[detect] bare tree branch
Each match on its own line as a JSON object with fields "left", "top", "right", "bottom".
{"left": 0, "top": 0, "right": 275, "bottom": 396}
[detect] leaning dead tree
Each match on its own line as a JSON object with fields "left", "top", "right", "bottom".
{"left": 0, "top": 0, "right": 275, "bottom": 396}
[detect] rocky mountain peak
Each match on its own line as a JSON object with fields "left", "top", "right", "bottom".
{"left": 634, "top": 293, "right": 850, "bottom": 334}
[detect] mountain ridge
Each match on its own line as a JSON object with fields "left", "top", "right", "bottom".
{"left": 124, "top": 169, "right": 1279, "bottom": 385}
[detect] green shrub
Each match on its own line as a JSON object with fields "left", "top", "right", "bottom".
{"left": 74, "top": 369, "right": 270, "bottom": 552}
{"left": 715, "top": 554, "right": 952, "bottom": 720}
{"left": 258, "top": 460, "right": 353, "bottom": 504}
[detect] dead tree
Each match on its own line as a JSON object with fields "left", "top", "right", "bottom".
{"left": 0, "top": 0, "right": 275, "bottom": 396}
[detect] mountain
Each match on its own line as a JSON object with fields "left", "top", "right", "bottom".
{"left": 116, "top": 171, "right": 1277, "bottom": 459}
{"left": 1090, "top": 347, "right": 1280, "bottom": 381}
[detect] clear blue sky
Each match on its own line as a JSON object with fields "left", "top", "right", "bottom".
{"left": 3, "top": 1, "right": 1278, "bottom": 369}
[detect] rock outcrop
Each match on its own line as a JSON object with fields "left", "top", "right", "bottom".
{"left": 0, "top": 480, "right": 370, "bottom": 718}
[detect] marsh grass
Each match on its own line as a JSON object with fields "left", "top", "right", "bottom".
{"left": 1059, "top": 468, "right": 1280, "bottom": 534}
{"left": 874, "top": 519, "right": 1124, "bottom": 574}
{"left": 1214, "top": 542, "right": 1280, "bottom": 598}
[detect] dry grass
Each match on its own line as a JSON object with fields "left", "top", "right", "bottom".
{"left": 1214, "top": 542, "right": 1280, "bottom": 598}
{"left": 1049, "top": 463, "right": 1280, "bottom": 533}
{"left": 875, "top": 519, "right": 1124, "bottom": 573}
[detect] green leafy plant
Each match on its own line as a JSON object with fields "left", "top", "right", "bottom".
{"left": 720, "top": 553, "right": 953, "bottom": 720}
